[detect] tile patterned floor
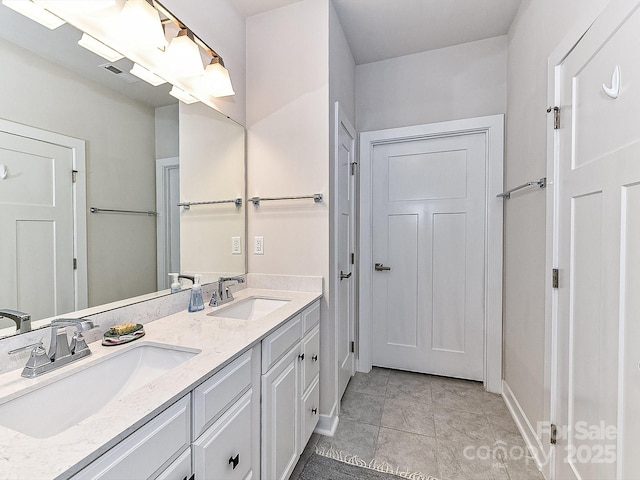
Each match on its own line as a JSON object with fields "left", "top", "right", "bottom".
{"left": 307, "top": 368, "right": 545, "bottom": 480}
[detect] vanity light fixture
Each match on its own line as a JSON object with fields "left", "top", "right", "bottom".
{"left": 119, "top": 0, "right": 167, "bottom": 51}
{"left": 2, "top": 0, "right": 64, "bottom": 29}
{"left": 130, "top": 63, "right": 166, "bottom": 86}
{"left": 5, "top": 0, "right": 236, "bottom": 105}
{"left": 165, "top": 28, "right": 205, "bottom": 78}
{"left": 78, "top": 33, "right": 123, "bottom": 62}
{"left": 203, "top": 56, "right": 235, "bottom": 97}
{"left": 169, "top": 85, "right": 198, "bottom": 104}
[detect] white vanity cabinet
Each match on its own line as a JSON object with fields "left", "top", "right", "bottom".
{"left": 70, "top": 345, "right": 261, "bottom": 480}
{"left": 261, "top": 301, "right": 320, "bottom": 480}
{"left": 192, "top": 346, "right": 261, "bottom": 480}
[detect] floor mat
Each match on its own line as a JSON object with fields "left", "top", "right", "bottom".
{"left": 291, "top": 445, "right": 440, "bottom": 480}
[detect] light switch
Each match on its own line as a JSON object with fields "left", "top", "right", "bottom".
{"left": 254, "top": 236, "right": 264, "bottom": 255}
{"left": 232, "top": 236, "right": 241, "bottom": 254}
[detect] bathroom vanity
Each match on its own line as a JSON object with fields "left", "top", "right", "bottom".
{"left": 0, "top": 287, "right": 321, "bottom": 480}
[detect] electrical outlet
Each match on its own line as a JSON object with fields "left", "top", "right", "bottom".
{"left": 231, "top": 236, "right": 241, "bottom": 254}
{"left": 254, "top": 236, "right": 264, "bottom": 255}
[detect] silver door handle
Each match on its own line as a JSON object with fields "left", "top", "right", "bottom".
{"left": 375, "top": 263, "right": 391, "bottom": 271}
{"left": 340, "top": 271, "right": 352, "bottom": 280}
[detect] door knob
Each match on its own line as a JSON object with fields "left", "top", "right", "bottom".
{"left": 340, "top": 270, "right": 352, "bottom": 280}
{"left": 375, "top": 263, "right": 391, "bottom": 271}
{"left": 229, "top": 453, "right": 240, "bottom": 469}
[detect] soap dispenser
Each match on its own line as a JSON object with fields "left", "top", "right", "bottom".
{"left": 188, "top": 274, "right": 204, "bottom": 312}
{"left": 169, "top": 273, "right": 181, "bottom": 293}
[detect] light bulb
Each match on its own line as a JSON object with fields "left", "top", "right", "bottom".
{"left": 119, "top": 0, "right": 167, "bottom": 51}
{"left": 203, "top": 60, "right": 235, "bottom": 97}
{"left": 130, "top": 63, "right": 166, "bottom": 86}
{"left": 165, "top": 30, "right": 204, "bottom": 77}
{"left": 2, "top": 0, "right": 65, "bottom": 29}
{"left": 169, "top": 86, "right": 198, "bottom": 104}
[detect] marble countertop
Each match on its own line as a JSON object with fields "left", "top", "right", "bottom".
{"left": 0, "top": 287, "right": 321, "bottom": 480}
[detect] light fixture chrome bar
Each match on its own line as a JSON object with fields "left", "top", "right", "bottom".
{"left": 249, "top": 194, "right": 323, "bottom": 206}
{"left": 497, "top": 177, "right": 547, "bottom": 199}
{"left": 178, "top": 198, "right": 243, "bottom": 210}
{"left": 90, "top": 207, "right": 157, "bottom": 216}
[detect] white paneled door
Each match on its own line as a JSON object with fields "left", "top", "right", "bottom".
{"left": 372, "top": 132, "right": 486, "bottom": 380}
{"left": 335, "top": 104, "right": 356, "bottom": 400}
{"left": 553, "top": 1, "right": 640, "bottom": 478}
{"left": 0, "top": 130, "right": 75, "bottom": 322}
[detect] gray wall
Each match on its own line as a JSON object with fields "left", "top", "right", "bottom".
{"left": 356, "top": 35, "right": 507, "bottom": 132}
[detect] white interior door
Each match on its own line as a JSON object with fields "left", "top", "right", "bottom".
{"left": 0, "top": 130, "right": 75, "bottom": 324}
{"left": 335, "top": 104, "right": 356, "bottom": 399}
{"left": 554, "top": 1, "right": 640, "bottom": 478}
{"left": 371, "top": 132, "right": 486, "bottom": 380}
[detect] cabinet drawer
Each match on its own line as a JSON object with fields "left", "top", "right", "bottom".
{"left": 299, "top": 376, "right": 320, "bottom": 452}
{"left": 192, "top": 349, "right": 252, "bottom": 439}
{"left": 301, "top": 325, "right": 320, "bottom": 392}
{"left": 71, "top": 395, "right": 190, "bottom": 480}
{"left": 155, "top": 447, "right": 191, "bottom": 480}
{"left": 262, "top": 314, "right": 302, "bottom": 373}
{"left": 301, "top": 301, "right": 320, "bottom": 334}
{"left": 193, "top": 390, "right": 254, "bottom": 480}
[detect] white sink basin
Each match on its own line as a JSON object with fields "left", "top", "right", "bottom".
{"left": 0, "top": 343, "right": 199, "bottom": 438}
{"left": 208, "top": 296, "right": 290, "bottom": 321}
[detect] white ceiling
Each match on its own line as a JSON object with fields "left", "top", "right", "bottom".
{"left": 232, "top": 0, "right": 522, "bottom": 65}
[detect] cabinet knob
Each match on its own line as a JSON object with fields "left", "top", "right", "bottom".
{"left": 229, "top": 453, "right": 240, "bottom": 469}
{"left": 311, "top": 407, "right": 318, "bottom": 415}
{"left": 298, "top": 353, "right": 305, "bottom": 361}
{"left": 312, "top": 354, "right": 318, "bottom": 362}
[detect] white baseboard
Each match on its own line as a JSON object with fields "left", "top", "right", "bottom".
{"left": 315, "top": 413, "right": 339, "bottom": 436}
{"left": 502, "top": 381, "right": 549, "bottom": 477}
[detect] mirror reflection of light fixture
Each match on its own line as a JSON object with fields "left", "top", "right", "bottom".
{"left": 119, "top": 0, "right": 167, "bottom": 51}
{"left": 165, "top": 28, "right": 204, "bottom": 78}
{"left": 169, "top": 85, "right": 198, "bottom": 104}
{"left": 203, "top": 57, "right": 235, "bottom": 97}
{"left": 78, "top": 33, "right": 123, "bottom": 62}
{"left": 2, "top": 0, "right": 65, "bottom": 29}
{"left": 130, "top": 63, "right": 166, "bottom": 86}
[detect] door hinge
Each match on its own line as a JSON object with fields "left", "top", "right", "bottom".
{"left": 72, "top": 170, "right": 78, "bottom": 183}
{"left": 350, "top": 162, "right": 357, "bottom": 175}
{"left": 552, "top": 268, "right": 559, "bottom": 289}
{"left": 550, "top": 423, "right": 557, "bottom": 445}
{"left": 73, "top": 258, "right": 77, "bottom": 270}
{"left": 547, "top": 106, "right": 560, "bottom": 129}
{"left": 351, "top": 252, "right": 355, "bottom": 265}
{"left": 350, "top": 341, "right": 355, "bottom": 353}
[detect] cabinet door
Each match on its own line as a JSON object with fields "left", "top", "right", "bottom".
{"left": 299, "top": 376, "right": 320, "bottom": 452}
{"left": 301, "top": 325, "right": 320, "bottom": 392}
{"left": 193, "top": 390, "right": 254, "bottom": 480}
{"left": 262, "top": 347, "right": 300, "bottom": 480}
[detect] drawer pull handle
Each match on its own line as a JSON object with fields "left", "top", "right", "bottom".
{"left": 229, "top": 453, "right": 240, "bottom": 469}
{"left": 312, "top": 354, "right": 318, "bottom": 362}
{"left": 312, "top": 407, "right": 318, "bottom": 415}
{"left": 298, "top": 353, "right": 305, "bottom": 361}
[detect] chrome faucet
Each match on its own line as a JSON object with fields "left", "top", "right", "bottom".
{"left": 0, "top": 309, "right": 31, "bottom": 334}
{"left": 210, "top": 276, "right": 245, "bottom": 307}
{"left": 12, "top": 318, "right": 96, "bottom": 378}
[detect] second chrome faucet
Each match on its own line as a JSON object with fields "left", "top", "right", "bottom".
{"left": 209, "top": 276, "right": 245, "bottom": 307}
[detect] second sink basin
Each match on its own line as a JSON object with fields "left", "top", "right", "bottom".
{"left": 208, "top": 296, "right": 290, "bottom": 321}
{"left": 0, "top": 342, "right": 199, "bottom": 438}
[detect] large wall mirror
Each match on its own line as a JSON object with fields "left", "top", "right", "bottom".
{"left": 0, "top": 4, "right": 246, "bottom": 339}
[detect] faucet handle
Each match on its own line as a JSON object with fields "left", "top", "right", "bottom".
{"left": 209, "top": 291, "right": 219, "bottom": 307}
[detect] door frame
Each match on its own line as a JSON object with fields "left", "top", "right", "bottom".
{"left": 358, "top": 114, "right": 504, "bottom": 393}
{"left": 0, "top": 118, "right": 87, "bottom": 312}
{"left": 156, "top": 156, "right": 180, "bottom": 290}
